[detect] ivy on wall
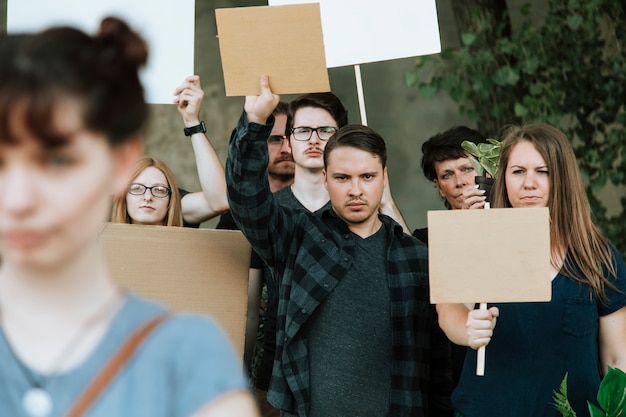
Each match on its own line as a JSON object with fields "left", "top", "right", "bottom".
{"left": 406, "top": 0, "right": 626, "bottom": 257}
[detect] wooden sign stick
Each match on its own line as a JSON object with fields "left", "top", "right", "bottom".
{"left": 354, "top": 64, "right": 368, "bottom": 126}
{"left": 476, "top": 302, "right": 487, "bottom": 376}
{"left": 476, "top": 201, "right": 491, "bottom": 376}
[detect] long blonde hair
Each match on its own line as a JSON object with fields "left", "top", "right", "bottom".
{"left": 111, "top": 156, "right": 183, "bottom": 227}
{"left": 492, "top": 123, "right": 617, "bottom": 302}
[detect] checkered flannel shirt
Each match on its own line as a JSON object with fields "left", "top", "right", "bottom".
{"left": 226, "top": 111, "right": 453, "bottom": 417}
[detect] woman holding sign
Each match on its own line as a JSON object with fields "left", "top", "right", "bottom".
{"left": 437, "top": 123, "right": 626, "bottom": 417}
{"left": 0, "top": 18, "right": 258, "bottom": 417}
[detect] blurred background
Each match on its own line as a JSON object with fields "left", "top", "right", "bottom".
{"left": 2, "top": 0, "right": 623, "bottom": 240}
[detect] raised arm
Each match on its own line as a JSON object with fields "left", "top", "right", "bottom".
{"left": 173, "top": 75, "right": 229, "bottom": 224}
{"left": 225, "top": 76, "right": 289, "bottom": 268}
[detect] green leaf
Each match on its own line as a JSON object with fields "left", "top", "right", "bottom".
{"left": 587, "top": 402, "right": 605, "bottom": 417}
{"left": 552, "top": 373, "right": 578, "bottom": 417}
{"left": 418, "top": 84, "right": 438, "bottom": 99}
{"left": 481, "top": 158, "right": 498, "bottom": 178}
{"left": 461, "top": 32, "right": 478, "bottom": 46}
{"left": 461, "top": 140, "right": 480, "bottom": 157}
{"left": 467, "top": 157, "right": 484, "bottom": 176}
{"left": 405, "top": 71, "right": 419, "bottom": 88}
{"left": 515, "top": 103, "right": 529, "bottom": 117}
{"left": 567, "top": 15, "right": 583, "bottom": 31}
{"left": 595, "top": 366, "right": 626, "bottom": 415}
{"left": 530, "top": 83, "right": 543, "bottom": 96}
{"left": 521, "top": 57, "right": 540, "bottom": 75}
{"left": 477, "top": 143, "right": 496, "bottom": 153}
{"left": 493, "top": 67, "right": 520, "bottom": 86}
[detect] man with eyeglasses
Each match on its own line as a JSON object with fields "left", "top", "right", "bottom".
{"left": 277, "top": 91, "right": 348, "bottom": 212}
{"left": 225, "top": 76, "right": 452, "bottom": 417}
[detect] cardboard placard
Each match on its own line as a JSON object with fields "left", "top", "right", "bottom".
{"left": 100, "top": 223, "right": 251, "bottom": 355}
{"left": 428, "top": 208, "right": 551, "bottom": 304}
{"left": 7, "top": 0, "right": 194, "bottom": 104}
{"left": 215, "top": 3, "right": 330, "bottom": 96}
{"left": 268, "top": 0, "right": 441, "bottom": 68}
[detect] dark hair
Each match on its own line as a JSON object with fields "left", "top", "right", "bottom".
{"left": 323, "top": 124, "right": 386, "bottom": 169}
{"left": 272, "top": 101, "right": 289, "bottom": 117}
{"left": 0, "top": 16, "right": 148, "bottom": 146}
{"left": 286, "top": 92, "right": 348, "bottom": 133}
{"left": 271, "top": 101, "right": 289, "bottom": 137}
{"left": 421, "top": 126, "right": 487, "bottom": 181}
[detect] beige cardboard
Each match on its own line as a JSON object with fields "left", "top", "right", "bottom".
{"left": 215, "top": 3, "right": 330, "bottom": 96}
{"left": 100, "top": 223, "right": 251, "bottom": 355}
{"left": 428, "top": 207, "right": 551, "bottom": 304}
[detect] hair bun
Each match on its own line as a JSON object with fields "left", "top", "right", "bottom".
{"left": 97, "top": 16, "right": 148, "bottom": 68}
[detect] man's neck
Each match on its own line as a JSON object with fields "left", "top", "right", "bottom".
{"left": 291, "top": 166, "right": 329, "bottom": 212}
{"left": 345, "top": 214, "right": 383, "bottom": 239}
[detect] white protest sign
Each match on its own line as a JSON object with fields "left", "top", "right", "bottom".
{"left": 7, "top": 0, "right": 194, "bottom": 104}
{"left": 268, "top": 0, "right": 441, "bottom": 68}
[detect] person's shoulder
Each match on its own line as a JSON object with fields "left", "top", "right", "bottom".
{"left": 158, "top": 312, "right": 230, "bottom": 340}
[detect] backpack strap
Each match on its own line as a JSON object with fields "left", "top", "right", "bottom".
{"left": 64, "top": 313, "right": 169, "bottom": 417}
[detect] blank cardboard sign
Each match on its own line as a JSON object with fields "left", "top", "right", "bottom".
{"left": 215, "top": 3, "right": 330, "bottom": 96}
{"left": 100, "top": 223, "right": 251, "bottom": 355}
{"left": 428, "top": 208, "right": 551, "bottom": 304}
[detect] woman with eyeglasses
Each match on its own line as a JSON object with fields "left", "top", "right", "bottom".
{"left": 0, "top": 17, "right": 258, "bottom": 417}
{"left": 112, "top": 75, "right": 229, "bottom": 228}
{"left": 112, "top": 156, "right": 185, "bottom": 226}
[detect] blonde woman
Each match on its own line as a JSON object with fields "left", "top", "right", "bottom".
{"left": 112, "top": 75, "right": 228, "bottom": 228}
{"left": 112, "top": 157, "right": 184, "bottom": 226}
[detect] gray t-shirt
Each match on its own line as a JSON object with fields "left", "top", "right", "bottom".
{"left": 0, "top": 293, "right": 247, "bottom": 417}
{"left": 305, "top": 224, "right": 392, "bottom": 417}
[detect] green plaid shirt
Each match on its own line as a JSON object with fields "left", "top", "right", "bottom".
{"left": 226, "top": 112, "right": 452, "bottom": 417}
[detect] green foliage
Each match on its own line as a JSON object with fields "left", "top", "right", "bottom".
{"left": 406, "top": 0, "right": 626, "bottom": 257}
{"left": 461, "top": 138, "right": 502, "bottom": 178}
{"left": 552, "top": 373, "right": 578, "bottom": 417}
{"left": 554, "top": 367, "right": 626, "bottom": 417}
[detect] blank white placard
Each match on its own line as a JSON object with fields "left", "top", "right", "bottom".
{"left": 268, "top": 0, "right": 441, "bottom": 68}
{"left": 7, "top": 0, "right": 194, "bottom": 104}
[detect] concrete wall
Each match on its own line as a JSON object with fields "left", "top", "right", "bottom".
{"left": 2, "top": 0, "right": 622, "bottom": 229}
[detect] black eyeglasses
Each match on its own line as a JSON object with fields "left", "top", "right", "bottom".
{"left": 267, "top": 135, "right": 288, "bottom": 144}
{"left": 128, "top": 183, "right": 171, "bottom": 198}
{"left": 291, "top": 126, "right": 338, "bottom": 141}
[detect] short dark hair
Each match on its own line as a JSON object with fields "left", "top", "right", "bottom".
{"left": 272, "top": 101, "right": 289, "bottom": 117}
{"left": 287, "top": 92, "right": 348, "bottom": 133}
{"left": 323, "top": 124, "right": 386, "bottom": 169}
{"left": 420, "top": 126, "right": 487, "bottom": 181}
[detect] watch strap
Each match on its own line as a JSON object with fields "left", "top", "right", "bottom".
{"left": 183, "top": 121, "right": 206, "bottom": 136}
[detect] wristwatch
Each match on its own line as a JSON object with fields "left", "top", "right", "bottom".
{"left": 183, "top": 121, "right": 206, "bottom": 136}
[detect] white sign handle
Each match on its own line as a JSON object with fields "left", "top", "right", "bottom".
{"left": 354, "top": 64, "right": 368, "bottom": 126}
{"left": 476, "top": 201, "right": 490, "bottom": 376}
{"left": 476, "top": 302, "right": 487, "bottom": 376}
